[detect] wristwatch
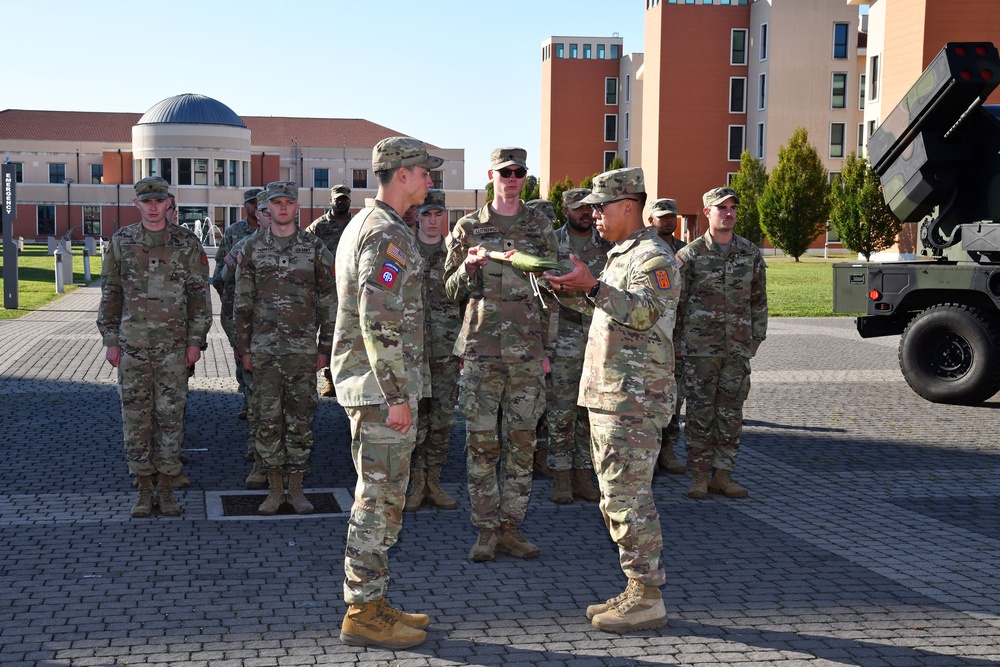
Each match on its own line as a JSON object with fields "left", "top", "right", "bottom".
{"left": 588, "top": 282, "right": 601, "bottom": 299}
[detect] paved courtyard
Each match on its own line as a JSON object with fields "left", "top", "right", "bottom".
{"left": 0, "top": 283, "right": 998, "bottom": 667}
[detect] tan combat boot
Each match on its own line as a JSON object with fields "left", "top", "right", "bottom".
{"left": 320, "top": 368, "right": 336, "bottom": 397}
{"left": 340, "top": 600, "right": 427, "bottom": 649}
{"left": 497, "top": 521, "right": 540, "bottom": 559}
{"left": 172, "top": 471, "right": 190, "bottom": 488}
{"left": 551, "top": 469, "right": 573, "bottom": 504}
{"left": 688, "top": 470, "right": 710, "bottom": 499}
{"left": 245, "top": 455, "right": 266, "bottom": 489}
{"left": 424, "top": 467, "right": 457, "bottom": 510}
{"left": 258, "top": 469, "right": 285, "bottom": 515}
{"left": 130, "top": 475, "right": 155, "bottom": 518}
{"left": 468, "top": 527, "right": 498, "bottom": 562}
{"left": 404, "top": 468, "right": 426, "bottom": 512}
{"left": 156, "top": 473, "right": 180, "bottom": 516}
{"left": 376, "top": 598, "right": 431, "bottom": 629}
{"left": 572, "top": 468, "right": 601, "bottom": 502}
{"left": 709, "top": 469, "right": 749, "bottom": 498}
{"left": 657, "top": 446, "right": 686, "bottom": 475}
{"left": 533, "top": 445, "right": 552, "bottom": 477}
{"left": 286, "top": 472, "right": 314, "bottom": 514}
{"left": 586, "top": 578, "right": 641, "bottom": 620}
{"left": 591, "top": 580, "right": 667, "bottom": 633}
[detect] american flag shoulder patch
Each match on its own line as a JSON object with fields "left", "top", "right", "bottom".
{"left": 386, "top": 243, "right": 406, "bottom": 265}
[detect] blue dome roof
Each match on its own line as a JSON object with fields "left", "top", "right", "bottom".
{"left": 137, "top": 94, "right": 246, "bottom": 128}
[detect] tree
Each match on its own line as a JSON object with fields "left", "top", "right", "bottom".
{"left": 729, "top": 150, "right": 768, "bottom": 246}
{"left": 547, "top": 176, "right": 574, "bottom": 227}
{"left": 520, "top": 175, "right": 540, "bottom": 202}
{"left": 608, "top": 155, "right": 625, "bottom": 171}
{"left": 758, "top": 126, "right": 830, "bottom": 261}
{"left": 829, "top": 152, "right": 902, "bottom": 260}
{"left": 485, "top": 181, "right": 494, "bottom": 203}
{"left": 580, "top": 174, "right": 595, "bottom": 189}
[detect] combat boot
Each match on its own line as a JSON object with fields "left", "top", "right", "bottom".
{"left": 468, "top": 527, "right": 498, "bottom": 562}
{"left": 404, "top": 468, "right": 426, "bottom": 512}
{"left": 258, "top": 469, "right": 285, "bottom": 515}
{"left": 533, "top": 445, "right": 552, "bottom": 477}
{"left": 130, "top": 475, "right": 155, "bottom": 518}
{"left": 688, "top": 470, "right": 709, "bottom": 499}
{"left": 237, "top": 400, "right": 247, "bottom": 420}
{"left": 572, "top": 468, "right": 601, "bottom": 502}
{"left": 245, "top": 455, "right": 267, "bottom": 489}
{"left": 156, "top": 473, "right": 180, "bottom": 516}
{"left": 424, "top": 467, "right": 458, "bottom": 510}
{"left": 657, "top": 446, "right": 686, "bottom": 475}
{"left": 287, "top": 472, "right": 314, "bottom": 514}
{"left": 591, "top": 581, "right": 667, "bottom": 633}
{"left": 173, "top": 471, "right": 190, "bottom": 488}
{"left": 376, "top": 597, "right": 431, "bottom": 630}
{"left": 340, "top": 600, "right": 427, "bottom": 649}
{"left": 320, "top": 368, "right": 336, "bottom": 398}
{"left": 586, "top": 578, "right": 641, "bottom": 620}
{"left": 497, "top": 521, "right": 540, "bottom": 559}
{"left": 551, "top": 469, "right": 573, "bottom": 504}
{"left": 709, "top": 469, "right": 749, "bottom": 498}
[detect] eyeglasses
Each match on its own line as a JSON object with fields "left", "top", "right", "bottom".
{"left": 497, "top": 167, "right": 527, "bottom": 179}
{"left": 590, "top": 197, "right": 637, "bottom": 214}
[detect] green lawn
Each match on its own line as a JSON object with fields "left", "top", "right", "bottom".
{"left": 0, "top": 244, "right": 103, "bottom": 319}
{"left": 764, "top": 253, "right": 854, "bottom": 317}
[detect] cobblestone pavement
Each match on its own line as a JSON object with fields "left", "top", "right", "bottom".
{"left": 1, "top": 284, "right": 998, "bottom": 667}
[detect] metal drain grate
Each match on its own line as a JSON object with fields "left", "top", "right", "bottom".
{"left": 205, "top": 488, "right": 354, "bottom": 520}
{"left": 222, "top": 492, "right": 341, "bottom": 516}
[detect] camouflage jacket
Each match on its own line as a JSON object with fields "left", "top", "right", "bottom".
{"left": 233, "top": 227, "right": 337, "bottom": 357}
{"left": 331, "top": 199, "right": 428, "bottom": 407}
{"left": 97, "top": 222, "right": 212, "bottom": 350}
{"left": 212, "top": 218, "right": 259, "bottom": 286}
{"left": 553, "top": 224, "right": 611, "bottom": 360}
{"left": 674, "top": 230, "right": 768, "bottom": 358}
{"left": 306, "top": 211, "right": 351, "bottom": 256}
{"left": 219, "top": 230, "right": 261, "bottom": 320}
{"left": 665, "top": 234, "right": 686, "bottom": 254}
{"left": 443, "top": 202, "right": 559, "bottom": 362}
{"left": 418, "top": 237, "right": 462, "bottom": 359}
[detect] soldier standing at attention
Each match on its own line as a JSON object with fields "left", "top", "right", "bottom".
{"left": 332, "top": 137, "right": 441, "bottom": 649}
{"left": 545, "top": 167, "right": 679, "bottom": 633}
{"left": 233, "top": 181, "right": 336, "bottom": 516}
{"left": 97, "top": 176, "right": 212, "bottom": 518}
{"left": 546, "top": 188, "right": 610, "bottom": 504}
{"left": 675, "top": 187, "right": 767, "bottom": 499}
{"left": 213, "top": 188, "right": 264, "bottom": 419}
{"left": 405, "top": 189, "right": 462, "bottom": 512}
{"left": 307, "top": 184, "right": 352, "bottom": 398}
{"left": 444, "top": 147, "right": 558, "bottom": 563}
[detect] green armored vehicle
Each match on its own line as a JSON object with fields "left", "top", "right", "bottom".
{"left": 833, "top": 42, "right": 1000, "bottom": 404}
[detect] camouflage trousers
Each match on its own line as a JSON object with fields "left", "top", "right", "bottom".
{"left": 681, "top": 356, "right": 752, "bottom": 473}
{"left": 545, "top": 353, "right": 592, "bottom": 471}
{"left": 118, "top": 346, "right": 188, "bottom": 477}
{"left": 413, "top": 355, "right": 459, "bottom": 471}
{"left": 343, "top": 400, "right": 416, "bottom": 604}
{"left": 459, "top": 359, "right": 545, "bottom": 529}
{"left": 661, "top": 365, "right": 684, "bottom": 453}
{"left": 220, "top": 297, "right": 245, "bottom": 394}
{"left": 252, "top": 352, "right": 318, "bottom": 474}
{"left": 243, "top": 367, "right": 257, "bottom": 457}
{"left": 589, "top": 409, "right": 666, "bottom": 587}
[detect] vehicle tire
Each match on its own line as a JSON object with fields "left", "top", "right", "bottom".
{"left": 898, "top": 303, "right": 1000, "bottom": 405}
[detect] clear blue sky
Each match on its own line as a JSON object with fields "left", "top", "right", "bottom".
{"left": 5, "top": 0, "right": 645, "bottom": 189}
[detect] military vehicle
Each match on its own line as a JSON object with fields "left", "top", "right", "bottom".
{"left": 833, "top": 42, "right": 1000, "bottom": 405}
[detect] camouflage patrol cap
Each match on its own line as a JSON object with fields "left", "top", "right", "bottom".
{"left": 563, "top": 188, "right": 592, "bottom": 211}
{"left": 703, "top": 186, "right": 739, "bottom": 207}
{"left": 330, "top": 184, "right": 351, "bottom": 201}
{"left": 256, "top": 189, "right": 269, "bottom": 210}
{"left": 579, "top": 167, "right": 645, "bottom": 205}
{"left": 491, "top": 147, "right": 528, "bottom": 170}
{"left": 650, "top": 198, "right": 678, "bottom": 217}
{"left": 372, "top": 136, "right": 444, "bottom": 171}
{"left": 266, "top": 181, "right": 299, "bottom": 201}
{"left": 134, "top": 177, "right": 170, "bottom": 201}
{"left": 419, "top": 189, "right": 446, "bottom": 213}
{"left": 243, "top": 187, "right": 264, "bottom": 203}
{"left": 526, "top": 198, "right": 555, "bottom": 220}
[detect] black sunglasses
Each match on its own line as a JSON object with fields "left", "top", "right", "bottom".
{"left": 591, "top": 197, "right": 637, "bottom": 214}
{"left": 498, "top": 167, "right": 527, "bottom": 179}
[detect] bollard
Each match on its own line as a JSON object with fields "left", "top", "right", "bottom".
{"left": 54, "top": 247, "right": 65, "bottom": 294}
{"left": 83, "top": 247, "right": 91, "bottom": 282}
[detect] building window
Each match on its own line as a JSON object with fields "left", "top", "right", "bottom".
{"left": 833, "top": 23, "right": 849, "bottom": 59}
{"left": 831, "top": 72, "right": 848, "bottom": 109}
{"left": 213, "top": 159, "right": 226, "bottom": 186}
{"left": 625, "top": 74, "right": 631, "bottom": 103}
{"left": 728, "top": 125, "right": 745, "bottom": 161}
{"left": 12, "top": 162, "right": 23, "bottom": 183}
{"left": 868, "top": 120, "right": 878, "bottom": 137}
{"left": 605, "top": 114, "right": 618, "bottom": 142}
{"left": 758, "top": 72, "right": 766, "bottom": 110}
{"left": 730, "top": 77, "right": 747, "bottom": 113}
{"left": 760, "top": 23, "right": 768, "bottom": 61}
{"left": 606, "top": 77, "right": 618, "bottom": 105}
{"left": 229, "top": 160, "right": 238, "bottom": 186}
{"left": 178, "top": 158, "right": 192, "bottom": 185}
{"left": 624, "top": 112, "right": 631, "bottom": 140}
{"left": 598, "top": 44, "right": 606, "bottom": 59}
{"left": 555, "top": 43, "right": 564, "bottom": 58}
{"left": 858, "top": 123, "right": 865, "bottom": 151}
{"left": 859, "top": 73, "right": 866, "bottom": 109}
{"left": 570, "top": 43, "right": 578, "bottom": 58}
{"left": 91, "top": 164, "right": 103, "bottom": 184}
{"left": 83, "top": 205, "right": 101, "bottom": 235}
{"left": 49, "top": 163, "right": 66, "bottom": 184}
{"left": 161, "top": 158, "right": 172, "bottom": 184}
{"left": 314, "top": 168, "right": 329, "bottom": 189}
{"left": 37, "top": 205, "right": 55, "bottom": 235}
{"left": 611, "top": 44, "right": 620, "bottom": 58}
{"left": 604, "top": 152, "right": 617, "bottom": 170}
{"left": 352, "top": 169, "right": 368, "bottom": 189}
{"left": 870, "top": 55, "right": 880, "bottom": 100}
{"left": 830, "top": 123, "right": 846, "bottom": 158}
{"left": 829, "top": 171, "right": 841, "bottom": 185}
{"left": 731, "top": 29, "right": 747, "bottom": 65}
{"left": 583, "top": 44, "right": 592, "bottom": 59}
{"left": 756, "top": 122, "right": 765, "bottom": 159}
{"left": 194, "top": 159, "right": 208, "bottom": 185}
{"left": 624, "top": 149, "right": 629, "bottom": 166}
{"left": 431, "top": 170, "right": 443, "bottom": 189}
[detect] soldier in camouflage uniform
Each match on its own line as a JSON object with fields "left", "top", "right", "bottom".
{"left": 546, "top": 167, "right": 678, "bottom": 633}
{"left": 546, "top": 188, "right": 610, "bottom": 504}
{"left": 675, "top": 187, "right": 768, "bottom": 499}
{"left": 97, "top": 176, "right": 212, "bottom": 518}
{"left": 444, "top": 147, "right": 558, "bottom": 563}
{"left": 647, "top": 198, "right": 688, "bottom": 475}
{"left": 525, "top": 198, "right": 555, "bottom": 220}
{"left": 333, "top": 137, "right": 441, "bottom": 650}
{"left": 233, "top": 182, "right": 337, "bottom": 516}
{"left": 307, "top": 184, "right": 353, "bottom": 398}
{"left": 405, "top": 189, "right": 462, "bottom": 513}
{"left": 213, "top": 187, "right": 264, "bottom": 418}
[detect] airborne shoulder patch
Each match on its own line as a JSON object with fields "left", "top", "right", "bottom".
{"left": 377, "top": 261, "right": 401, "bottom": 289}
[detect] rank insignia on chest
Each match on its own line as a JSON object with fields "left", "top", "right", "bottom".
{"left": 149, "top": 258, "right": 161, "bottom": 270}
{"left": 386, "top": 243, "right": 407, "bottom": 265}
{"left": 654, "top": 269, "right": 672, "bottom": 290}
{"left": 200, "top": 251, "right": 208, "bottom": 266}
{"left": 279, "top": 257, "right": 289, "bottom": 267}
{"left": 378, "top": 261, "right": 401, "bottom": 288}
